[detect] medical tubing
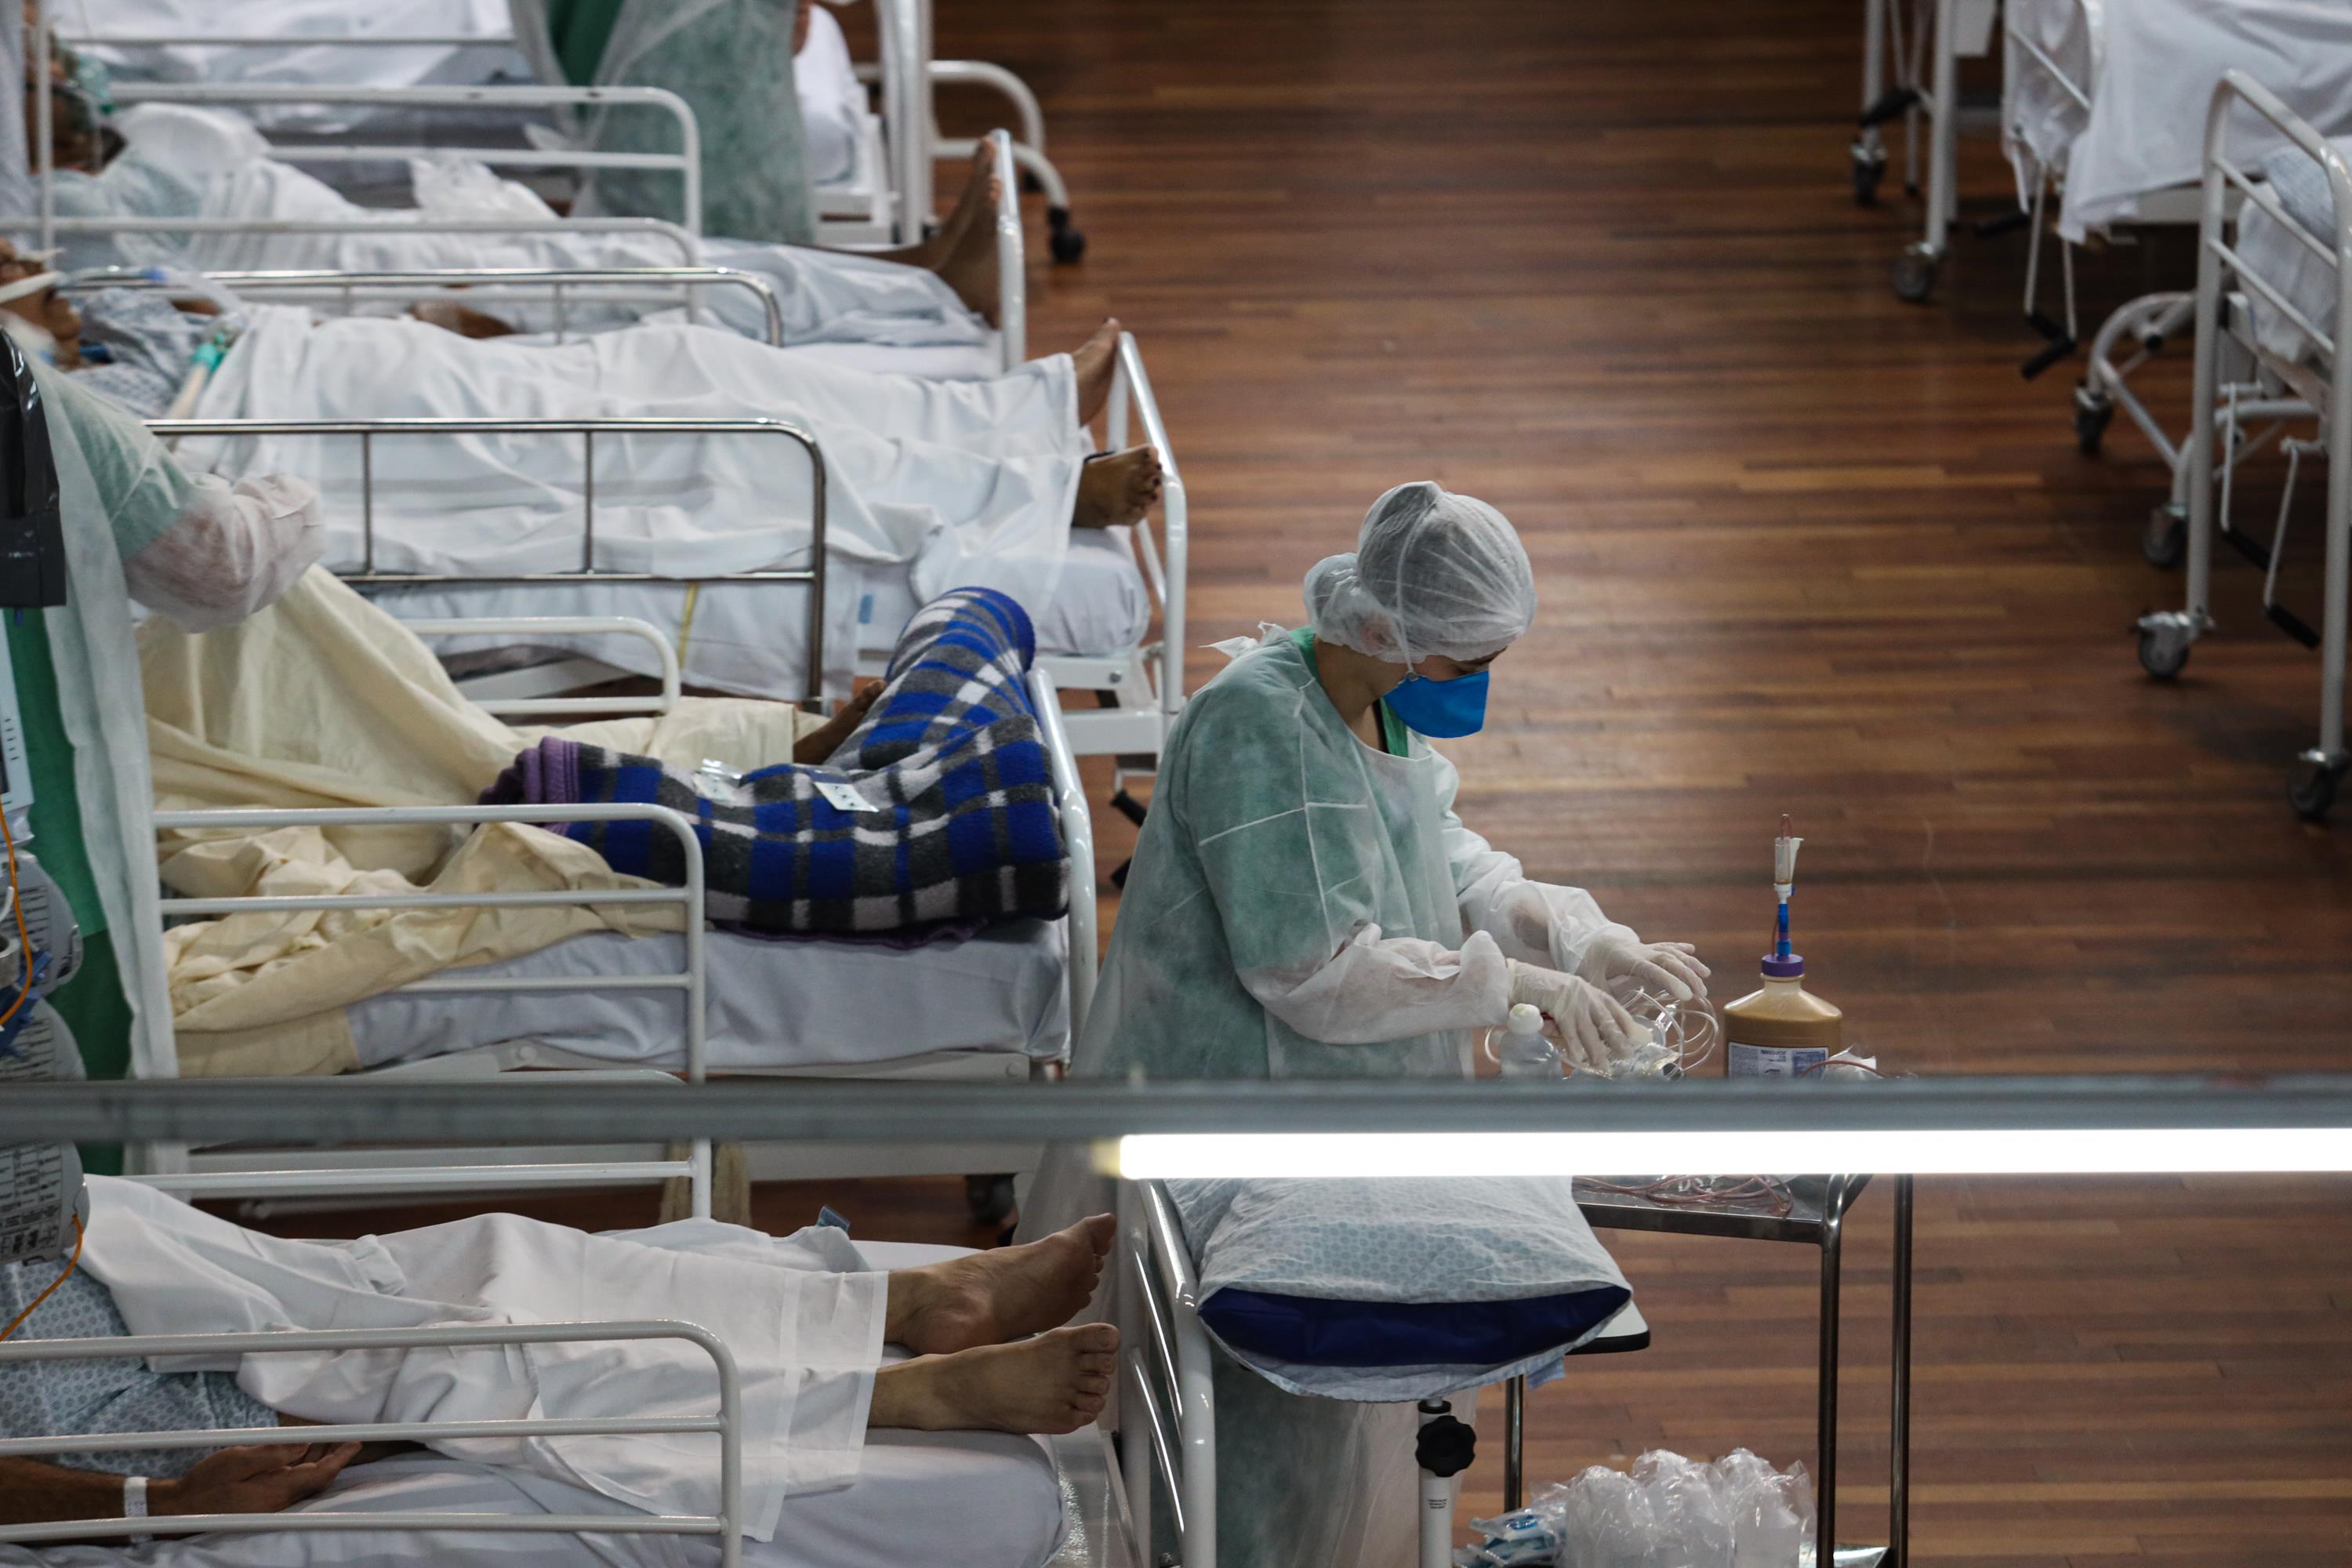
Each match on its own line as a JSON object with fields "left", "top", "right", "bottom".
{"left": 0, "top": 1216, "right": 84, "bottom": 1345}
{"left": 0, "top": 806, "right": 36, "bottom": 1033}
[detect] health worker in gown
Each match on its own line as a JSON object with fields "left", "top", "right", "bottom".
{"left": 1084, "top": 479, "right": 1708, "bottom": 1086}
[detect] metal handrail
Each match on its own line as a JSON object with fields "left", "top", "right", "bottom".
{"left": 0, "top": 1319, "right": 742, "bottom": 1566}
{"left": 31, "top": 1, "right": 704, "bottom": 246}
{"left": 1104, "top": 332, "right": 1190, "bottom": 733}
{"left": 147, "top": 416, "right": 829, "bottom": 706}
{"left": 405, "top": 615, "right": 683, "bottom": 716}
{"left": 1027, "top": 666, "right": 1097, "bottom": 1040}
{"left": 74, "top": 265, "right": 787, "bottom": 347}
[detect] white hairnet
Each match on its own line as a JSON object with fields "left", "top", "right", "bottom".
{"left": 1304, "top": 481, "right": 1537, "bottom": 665}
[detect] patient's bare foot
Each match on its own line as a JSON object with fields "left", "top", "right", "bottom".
{"left": 932, "top": 146, "right": 1004, "bottom": 325}
{"left": 887, "top": 1213, "right": 1113, "bottom": 1355}
{"left": 869, "top": 1323, "right": 1120, "bottom": 1435}
{"left": 1073, "top": 446, "right": 1163, "bottom": 529}
{"left": 1072, "top": 318, "right": 1120, "bottom": 425}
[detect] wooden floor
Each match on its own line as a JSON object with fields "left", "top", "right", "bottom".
{"left": 274, "top": 3, "right": 2352, "bottom": 1563}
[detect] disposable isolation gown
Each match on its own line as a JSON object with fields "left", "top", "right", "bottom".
{"left": 509, "top": 0, "right": 814, "bottom": 243}
{"left": 1025, "top": 629, "right": 1621, "bottom": 1568}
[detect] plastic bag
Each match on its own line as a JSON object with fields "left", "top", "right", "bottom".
{"left": 1456, "top": 1448, "right": 1813, "bottom": 1568}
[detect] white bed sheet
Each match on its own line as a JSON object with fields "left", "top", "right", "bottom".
{"left": 2005, "top": 0, "right": 2352, "bottom": 241}
{"left": 383, "top": 528, "right": 1152, "bottom": 700}
{"left": 347, "top": 918, "right": 1070, "bottom": 1073}
{"left": 2, "top": 1239, "right": 1068, "bottom": 1567}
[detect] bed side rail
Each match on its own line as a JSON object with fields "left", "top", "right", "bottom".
{"left": 147, "top": 800, "right": 712, "bottom": 1212}
{"left": 405, "top": 615, "right": 682, "bottom": 717}
{"left": 80, "top": 265, "right": 786, "bottom": 347}
{"left": 146, "top": 415, "right": 829, "bottom": 707}
{"left": 990, "top": 128, "right": 1026, "bottom": 368}
{"left": 1117, "top": 1178, "right": 1218, "bottom": 1568}
{"left": 1027, "top": 666, "right": 1097, "bottom": 1044}
{"left": 1103, "top": 332, "right": 1190, "bottom": 735}
{"left": 2201, "top": 71, "right": 2352, "bottom": 365}
{"left": 0, "top": 1319, "right": 742, "bottom": 1567}
{"left": 5, "top": 213, "right": 703, "bottom": 266}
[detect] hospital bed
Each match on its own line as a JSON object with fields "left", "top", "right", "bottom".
{"left": 0, "top": 1228, "right": 1135, "bottom": 1568}
{"left": 140, "top": 245, "right": 1186, "bottom": 764}
{"left": 50, "top": 0, "right": 1086, "bottom": 263}
{"left": 2133, "top": 71, "right": 2352, "bottom": 822}
{"left": 2001, "top": 0, "right": 2352, "bottom": 567}
{"left": 126, "top": 526, "right": 1101, "bottom": 1201}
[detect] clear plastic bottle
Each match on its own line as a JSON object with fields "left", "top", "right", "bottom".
{"left": 1722, "top": 954, "right": 1842, "bottom": 1078}
{"left": 1494, "top": 1002, "right": 1562, "bottom": 1079}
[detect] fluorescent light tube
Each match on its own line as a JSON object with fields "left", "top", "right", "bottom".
{"left": 1109, "top": 1127, "right": 2352, "bottom": 1180}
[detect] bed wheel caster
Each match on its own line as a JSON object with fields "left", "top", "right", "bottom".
{"left": 2073, "top": 388, "right": 2114, "bottom": 455}
{"left": 2136, "top": 614, "right": 2193, "bottom": 681}
{"left": 2290, "top": 753, "right": 2344, "bottom": 822}
{"left": 2141, "top": 503, "right": 2187, "bottom": 569}
{"left": 965, "top": 1173, "right": 1018, "bottom": 1228}
{"left": 1048, "top": 206, "right": 1086, "bottom": 264}
{"left": 1891, "top": 244, "right": 1938, "bottom": 303}
{"left": 1849, "top": 141, "right": 1886, "bottom": 206}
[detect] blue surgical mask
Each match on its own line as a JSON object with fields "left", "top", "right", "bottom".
{"left": 1381, "top": 666, "right": 1490, "bottom": 738}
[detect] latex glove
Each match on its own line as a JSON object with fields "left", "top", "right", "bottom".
{"left": 1506, "top": 960, "right": 1641, "bottom": 1073}
{"left": 1574, "top": 927, "right": 1711, "bottom": 1004}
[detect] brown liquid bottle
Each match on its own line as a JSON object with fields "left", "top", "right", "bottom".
{"left": 1722, "top": 953, "right": 1842, "bottom": 1078}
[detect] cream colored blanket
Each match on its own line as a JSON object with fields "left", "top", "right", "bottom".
{"left": 147, "top": 568, "right": 822, "bottom": 1076}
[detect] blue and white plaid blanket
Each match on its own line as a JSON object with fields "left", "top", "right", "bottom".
{"left": 481, "top": 588, "right": 1069, "bottom": 934}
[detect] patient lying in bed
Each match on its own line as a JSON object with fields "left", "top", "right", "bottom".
{"left": 37, "top": 93, "right": 1014, "bottom": 352}
{"left": 0, "top": 1179, "right": 1118, "bottom": 1544}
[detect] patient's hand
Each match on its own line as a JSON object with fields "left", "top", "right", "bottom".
{"left": 792, "top": 681, "right": 884, "bottom": 764}
{"left": 155, "top": 1443, "right": 361, "bottom": 1517}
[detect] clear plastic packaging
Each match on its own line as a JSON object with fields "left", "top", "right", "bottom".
{"left": 1455, "top": 1447, "right": 1813, "bottom": 1568}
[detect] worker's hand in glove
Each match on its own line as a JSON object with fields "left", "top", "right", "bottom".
{"left": 1506, "top": 960, "right": 1642, "bottom": 1073}
{"left": 1573, "top": 928, "right": 1711, "bottom": 1005}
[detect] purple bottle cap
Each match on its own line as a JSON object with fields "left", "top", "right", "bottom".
{"left": 1760, "top": 953, "right": 1806, "bottom": 979}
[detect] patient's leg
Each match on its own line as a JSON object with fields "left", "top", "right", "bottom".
{"left": 868, "top": 1323, "right": 1120, "bottom": 1436}
{"left": 1075, "top": 446, "right": 1164, "bottom": 529}
{"left": 1072, "top": 318, "right": 1121, "bottom": 426}
{"left": 860, "top": 145, "right": 1000, "bottom": 323}
{"left": 886, "top": 1213, "right": 1114, "bottom": 1355}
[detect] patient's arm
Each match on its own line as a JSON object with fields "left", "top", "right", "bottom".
{"left": 0, "top": 1443, "right": 359, "bottom": 1527}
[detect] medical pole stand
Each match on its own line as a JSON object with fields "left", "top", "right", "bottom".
{"left": 1416, "top": 1399, "right": 1478, "bottom": 1568}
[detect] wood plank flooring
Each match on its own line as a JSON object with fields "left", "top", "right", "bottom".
{"left": 256, "top": 3, "right": 2352, "bottom": 1563}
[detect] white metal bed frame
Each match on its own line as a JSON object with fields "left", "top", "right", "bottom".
{"left": 2133, "top": 71, "right": 2352, "bottom": 822}
{"left": 79, "top": 263, "right": 793, "bottom": 346}
{"left": 0, "top": 1318, "right": 747, "bottom": 1564}
{"left": 1854, "top": 0, "right": 2000, "bottom": 302}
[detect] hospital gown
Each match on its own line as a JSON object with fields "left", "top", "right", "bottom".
{"left": 0, "top": 1261, "right": 280, "bottom": 1477}
{"left": 71, "top": 289, "right": 234, "bottom": 421}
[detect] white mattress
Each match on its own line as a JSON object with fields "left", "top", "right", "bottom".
{"left": 347, "top": 919, "right": 1071, "bottom": 1073}
{"left": 387, "top": 528, "right": 1153, "bottom": 702}
{"left": 2001, "top": 0, "right": 2352, "bottom": 240}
